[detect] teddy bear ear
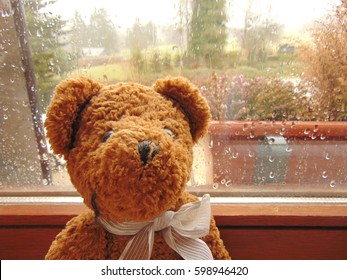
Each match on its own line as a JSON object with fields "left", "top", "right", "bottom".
{"left": 153, "top": 77, "right": 211, "bottom": 142}
{"left": 44, "top": 76, "right": 103, "bottom": 158}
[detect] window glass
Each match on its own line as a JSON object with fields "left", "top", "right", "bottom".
{"left": 0, "top": 0, "right": 346, "bottom": 197}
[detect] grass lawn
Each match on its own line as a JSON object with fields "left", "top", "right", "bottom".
{"left": 67, "top": 55, "right": 303, "bottom": 86}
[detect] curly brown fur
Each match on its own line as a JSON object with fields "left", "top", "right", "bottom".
{"left": 45, "top": 76, "right": 230, "bottom": 260}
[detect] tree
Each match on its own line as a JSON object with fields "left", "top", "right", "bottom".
{"left": 188, "top": 0, "right": 228, "bottom": 68}
{"left": 127, "top": 18, "right": 157, "bottom": 73}
{"left": 301, "top": 0, "right": 347, "bottom": 121}
{"left": 70, "top": 12, "right": 88, "bottom": 51}
{"left": 175, "top": 0, "right": 191, "bottom": 49}
{"left": 24, "top": 0, "right": 68, "bottom": 111}
{"left": 240, "top": 0, "right": 282, "bottom": 64}
{"left": 88, "top": 8, "right": 118, "bottom": 55}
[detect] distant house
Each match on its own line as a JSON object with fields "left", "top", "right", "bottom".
{"left": 278, "top": 44, "right": 295, "bottom": 55}
{"left": 81, "top": 47, "right": 107, "bottom": 57}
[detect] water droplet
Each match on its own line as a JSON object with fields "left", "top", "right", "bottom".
{"left": 268, "top": 138, "right": 275, "bottom": 144}
{"left": 3, "top": 114, "right": 8, "bottom": 120}
{"left": 57, "top": 165, "right": 64, "bottom": 173}
{"left": 325, "top": 152, "right": 331, "bottom": 160}
{"left": 304, "top": 128, "right": 310, "bottom": 135}
{"left": 269, "top": 156, "right": 275, "bottom": 162}
{"left": 269, "top": 172, "right": 275, "bottom": 179}
{"left": 242, "top": 123, "right": 248, "bottom": 131}
{"left": 40, "top": 139, "right": 46, "bottom": 148}
{"left": 322, "top": 171, "right": 328, "bottom": 178}
{"left": 212, "top": 183, "right": 219, "bottom": 189}
{"left": 208, "top": 140, "right": 213, "bottom": 148}
{"left": 286, "top": 146, "right": 293, "bottom": 153}
{"left": 313, "top": 125, "right": 319, "bottom": 133}
{"left": 248, "top": 150, "right": 255, "bottom": 157}
{"left": 249, "top": 131, "right": 255, "bottom": 138}
{"left": 2, "top": 106, "right": 8, "bottom": 111}
{"left": 330, "top": 180, "right": 336, "bottom": 188}
{"left": 232, "top": 152, "right": 239, "bottom": 159}
{"left": 42, "top": 153, "right": 48, "bottom": 161}
{"left": 225, "top": 180, "right": 232, "bottom": 187}
{"left": 42, "top": 179, "right": 49, "bottom": 185}
{"left": 280, "top": 127, "right": 285, "bottom": 135}
{"left": 320, "top": 134, "right": 326, "bottom": 140}
{"left": 221, "top": 179, "right": 226, "bottom": 185}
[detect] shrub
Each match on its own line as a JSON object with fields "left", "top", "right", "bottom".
{"left": 200, "top": 73, "right": 310, "bottom": 121}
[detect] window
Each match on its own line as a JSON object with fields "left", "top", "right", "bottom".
{"left": 1, "top": 0, "right": 347, "bottom": 202}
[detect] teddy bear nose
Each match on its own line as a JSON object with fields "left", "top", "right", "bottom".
{"left": 138, "top": 140, "right": 160, "bottom": 165}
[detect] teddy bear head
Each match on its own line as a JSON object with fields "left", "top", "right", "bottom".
{"left": 45, "top": 76, "right": 210, "bottom": 222}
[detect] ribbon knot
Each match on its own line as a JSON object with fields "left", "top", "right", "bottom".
{"left": 96, "top": 194, "right": 213, "bottom": 260}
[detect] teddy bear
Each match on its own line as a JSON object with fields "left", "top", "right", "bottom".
{"left": 44, "top": 76, "right": 231, "bottom": 260}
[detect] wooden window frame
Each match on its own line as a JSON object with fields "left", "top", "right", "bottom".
{"left": 1, "top": 201, "right": 347, "bottom": 260}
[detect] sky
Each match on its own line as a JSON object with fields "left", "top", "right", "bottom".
{"left": 47, "top": 0, "right": 341, "bottom": 31}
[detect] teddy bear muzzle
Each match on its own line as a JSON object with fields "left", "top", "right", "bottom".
{"left": 138, "top": 140, "right": 160, "bottom": 165}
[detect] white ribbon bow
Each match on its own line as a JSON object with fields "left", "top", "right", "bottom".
{"left": 96, "top": 194, "right": 213, "bottom": 260}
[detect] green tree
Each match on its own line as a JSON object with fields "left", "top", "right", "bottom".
{"left": 24, "top": 0, "right": 68, "bottom": 111}
{"left": 188, "top": 0, "right": 228, "bottom": 68}
{"left": 88, "top": 8, "right": 118, "bottom": 55}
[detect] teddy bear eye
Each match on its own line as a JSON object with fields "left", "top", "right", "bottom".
{"left": 102, "top": 130, "right": 115, "bottom": 142}
{"left": 163, "top": 128, "right": 175, "bottom": 138}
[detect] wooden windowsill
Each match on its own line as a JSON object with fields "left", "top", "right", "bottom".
{"left": 1, "top": 202, "right": 347, "bottom": 227}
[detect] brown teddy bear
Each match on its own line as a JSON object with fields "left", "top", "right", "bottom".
{"left": 44, "top": 76, "right": 231, "bottom": 260}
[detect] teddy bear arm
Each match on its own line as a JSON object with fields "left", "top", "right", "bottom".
{"left": 45, "top": 212, "right": 108, "bottom": 260}
{"left": 202, "top": 217, "right": 231, "bottom": 260}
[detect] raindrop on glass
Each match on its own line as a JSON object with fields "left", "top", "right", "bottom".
{"left": 329, "top": 180, "right": 336, "bottom": 188}
{"left": 248, "top": 150, "right": 255, "bottom": 157}
{"left": 269, "top": 172, "right": 275, "bottom": 179}
{"left": 322, "top": 171, "right": 328, "bottom": 178}
{"left": 286, "top": 146, "right": 293, "bottom": 153}
{"left": 212, "top": 183, "right": 219, "bottom": 190}
{"left": 42, "top": 179, "right": 49, "bottom": 186}
{"left": 269, "top": 156, "right": 275, "bottom": 162}
{"left": 40, "top": 139, "right": 46, "bottom": 148}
